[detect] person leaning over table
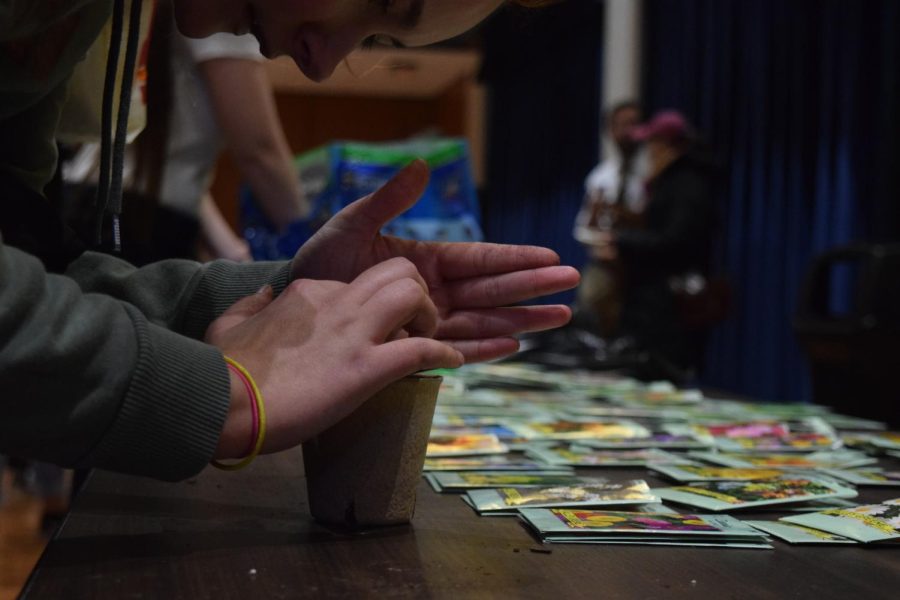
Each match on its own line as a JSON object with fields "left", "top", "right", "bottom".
{"left": 62, "top": 6, "right": 309, "bottom": 265}
{"left": 0, "top": 0, "right": 572, "bottom": 481}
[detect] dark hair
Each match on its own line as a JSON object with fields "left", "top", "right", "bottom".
{"left": 607, "top": 99, "right": 642, "bottom": 123}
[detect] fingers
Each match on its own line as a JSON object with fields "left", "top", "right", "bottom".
{"left": 445, "top": 266, "right": 581, "bottom": 309}
{"left": 369, "top": 337, "right": 464, "bottom": 382}
{"left": 361, "top": 277, "right": 439, "bottom": 340}
{"left": 435, "top": 305, "right": 572, "bottom": 340}
{"left": 335, "top": 159, "right": 430, "bottom": 236}
{"left": 348, "top": 257, "right": 429, "bottom": 304}
{"left": 204, "top": 285, "right": 275, "bottom": 341}
{"left": 432, "top": 242, "right": 563, "bottom": 280}
{"left": 444, "top": 338, "right": 521, "bottom": 363}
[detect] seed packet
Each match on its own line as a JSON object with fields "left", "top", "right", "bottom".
{"left": 426, "top": 470, "right": 592, "bottom": 493}
{"left": 526, "top": 445, "right": 693, "bottom": 467}
{"left": 713, "top": 433, "right": 841, "bottom": 454}
{"left": 864, "top": 432, "right": 900, "bottom": 451}
{"left": 818, "top": 468, "right": 900, "bottom": 487}
{"left": 744, "top": 520, "right": 857, "bottom": 544}
{"left": 649, "top": 464, "right": 787, "bottom": 483}
{"left": 782, "top": 499, "right": 900, "bottom": 543}
{"left": 577, "top": 434, "right": 711, "bottom": 450}
{"left": 465, "top": 480, "right": 657, "bottom": 514}
{"left": 688, "top": 450, "right": 877, "bottom": 470}
{"left": 508, "top": 420, "right": 650, "bottom": 441}
{"left": 422, "top": 455, "right": 569, "bottom": 472}
{"left": 519, "top": 508, "right": 770, "bottom": 548}
{"left": 426, "top": 433, "right": 508, "bottom": 457}
{"left": 653, "top": 476, "right": 857, "bottom": 512}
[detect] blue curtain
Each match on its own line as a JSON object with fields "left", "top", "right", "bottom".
{"left": 481, "top": 0, "right": 605, "bottom": 305}
{"left": 643, "top": 0, "right": 900, "bottom": 401}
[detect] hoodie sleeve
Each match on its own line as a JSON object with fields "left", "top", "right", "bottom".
{"left": 0, "top": 237, "right": 290, "bottom": 481}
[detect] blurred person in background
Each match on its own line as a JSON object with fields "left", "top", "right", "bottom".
{"left": 573, "top": 100, "right": 647, "bottom": 337}
{"left": 64, "top": 0, "right": 308, "bottom": 265}
{"left": 590, "top": 110, "right": 717, "bottom": 376}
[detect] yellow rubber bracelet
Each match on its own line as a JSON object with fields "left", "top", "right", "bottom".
{"left": 211, "top": 356, "right": 267, "bottom": 471}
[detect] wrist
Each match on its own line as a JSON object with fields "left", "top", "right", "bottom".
{"left": 214, "top": 366, "right": 253, "bottom": 459}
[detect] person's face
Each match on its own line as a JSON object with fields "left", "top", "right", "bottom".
{"left": 174, "top": 0, "right": 505, "bottom": 82}
{"left": 608, "top": 106, "right": 641, "bottom": 154}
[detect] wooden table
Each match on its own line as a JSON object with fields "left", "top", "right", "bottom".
{"left": 21, "top": 448, "right": 900, "bottom": 599}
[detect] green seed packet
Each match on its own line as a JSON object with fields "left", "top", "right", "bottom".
{"left": 782, "top": 499, "right": 900, "bottom": 543}
{"left": 576, "top": 434, "right": 711, "bottom": 450}
{"left": 525, "top": 445, "right": 693, "bottom": 467}
{"left": 519, "top": 508, "right": 767, "bottom": 540}
{"left": 508, "top": 419, "right": 650, "bottom": 441}
{"left": 819, "top": 468, "right": 900, "bottom": 487}
{"left": 426, "top": 433, "right": 509, "bottom": 457}
{"left": 427, "top": 470, "right": 593, "bottom": 492}
{"left": 649, "top": 464, "right": 788, "bottom": 483}
{"left": 654, "top": 476, "right": 857, "bottom": 512}
{"left": 465, "top": 480, "right": 657, "bottom": 514}
{"left": 865, "top": 432, "right": 900, "bottom": 451}
{"left": 688, "top": 450, "right": 876, "bottom": 470}
{"left": 713, "top": 433, "right": 841, "bottom": 454}
{"left": 822, "top": 414, "right": 888, "bottom": 431}
{"left": 744, "top": 520, "right": 857, "bottom": 544}
{"left": 546, "top": 538, "right": 772, "bottom": 549}
{"left": 423, "top": 455, "right": 571, "bottom": 472}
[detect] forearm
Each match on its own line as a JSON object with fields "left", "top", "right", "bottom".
{"left": 0, "top": 241, "right": 231, "bottom": 480}
{"left": 236, "top": 145, "right": 307, "bottom": 230}
{"left": 64, "top": 249, "right": 291, "bottom": 339}
{"left": 202, "top": 57, "right": 308, "bottom": 231}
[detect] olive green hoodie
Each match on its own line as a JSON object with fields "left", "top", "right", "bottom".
{"left": 0, "top": 0, "right": 290, "bottom": 480}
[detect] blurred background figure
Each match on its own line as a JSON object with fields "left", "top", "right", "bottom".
{"left": 573, "top": 99, "right": 646, "bottom": 336}
{"left": 64, "top": 0, "right": 307, "bottom": 264}
{"left": 592, "top": 110, "right": 718, "bottom": 377}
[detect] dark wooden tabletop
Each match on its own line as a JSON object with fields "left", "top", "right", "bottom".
{"left": 22, "top": 448, "right": 900, "bottom": 599}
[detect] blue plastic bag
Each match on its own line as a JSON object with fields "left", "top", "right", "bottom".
{"left": 241, "top": 138, "right": 483, "bottom": 261}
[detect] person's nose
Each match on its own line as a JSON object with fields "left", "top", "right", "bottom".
{"left": 291, "top": 25, "right": 362, "bottom": 82}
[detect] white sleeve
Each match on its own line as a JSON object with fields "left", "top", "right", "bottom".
{"left": 184, "top": 32, "right": 264, "bottom": 63}
{"left": 584, "top": 160, "right": 616, "bottom": 200}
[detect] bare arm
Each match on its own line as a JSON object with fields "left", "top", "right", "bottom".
{"left": 198, "top": 193, "right": 252, "bottom": 262}
{"left": 200, "top": 57, "right": 308, "bottom": 231}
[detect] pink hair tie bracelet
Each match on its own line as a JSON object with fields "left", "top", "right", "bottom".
{"left": 211, "top": 356, "right": 267, "bottom": 471}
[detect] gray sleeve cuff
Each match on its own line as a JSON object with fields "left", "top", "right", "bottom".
{"left": 79, "top": 305, "right": 231, "bottom": 481}
{"left": 181, "top": 260, "right": 291, "bottom": 339}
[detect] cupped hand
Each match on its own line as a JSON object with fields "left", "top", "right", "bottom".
{"left": 290, "top": 160, "right": 581, "bottom": 362}
{"left": 204, "top": 258, "right": 464, "bottom": 458}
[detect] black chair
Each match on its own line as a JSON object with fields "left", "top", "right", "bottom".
{"left": 793, "top": 243, "right": 900, "bottom": 427}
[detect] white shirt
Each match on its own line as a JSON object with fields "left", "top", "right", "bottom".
{"left": 573, "top": 149, "right": 647, "bottom": 246}
{"left": 62, "top": 32, "right": 264, "bottom": 218}
{"left": 583, "top": 149, "right": 647, "bottom": 211}
{"left": 158, "top": 32, "right": 264, "bottom": 215}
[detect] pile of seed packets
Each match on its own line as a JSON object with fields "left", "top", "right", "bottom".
{"left": 518, "top": 508, "right": 772, "bottom": 548}
{"left": 420, "top": 362, "right": 900, "bottom": 548}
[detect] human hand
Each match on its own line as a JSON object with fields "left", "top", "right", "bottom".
{"left": 204, "top": 258, "right": 464, "bottom": 458}
{"left": 291, "top": 160, "right": 580, "bottom": 363}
